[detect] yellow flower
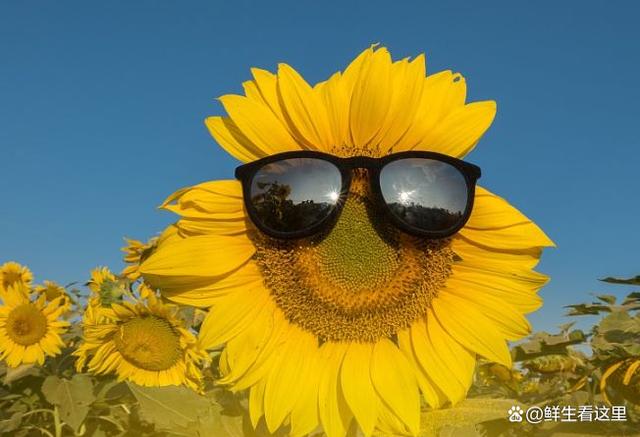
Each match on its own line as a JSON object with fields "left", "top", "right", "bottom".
{"left": 87, "top": 267, "right": 127, "bottom": 307}
{"left": 140, "top": 46, "right": 554, "bottom": 437}
{"left": 1, "top": 261, "right": 33, "bottom": 297}
{"left": 34, "top": 280, "right": 72, "bottom": 311}
{"left": 74, "top": 284, "right": 209, "bottom": 392}
{"left": 121, "top": 237, "right": 159, "bottom": 281}
{"left": 0, "top": 283, "right": 69, "bottom": 367}
{"left": 600, "top": 358, "right": 640, "bottom": 405}
{"left": 34, "top": 281, "right": 66, "bottom": 301}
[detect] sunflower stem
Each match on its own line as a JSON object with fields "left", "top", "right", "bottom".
{"left": 53, "top": 405, "right": 63, "bottom": 437}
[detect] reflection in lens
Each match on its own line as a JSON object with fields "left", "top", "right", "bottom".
{"left": 250, "top": 158, "right": 342, "bottom": 234}
{"left": 380, "top": 158, "right": 468, "bottom": 232}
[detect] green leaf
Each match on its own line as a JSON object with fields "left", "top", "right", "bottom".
{"left": 600, "top": 275, "right": 640, "bottom": 285}
{"left": 597, "top": 294, "right": 617, "bottom": 305}
{"left": 0, "top": 412, "right": 22, "bottom": 433}
{"left": 512, "top": 330, "right": 586, "bottom": 361}
{"left": 565, "top": 303, "right": 611, "bottom": 316}
{"left": 598, "top": 311, "right": 640, "bottom": 335}
{"left": 415, "top": 399, "right": 517, "bottom": 437}
{"left": 41, "top": 374, "right": 96, "bottom": 432}
{"left": 128, "top": 382, "right": 211, "bottom": 430}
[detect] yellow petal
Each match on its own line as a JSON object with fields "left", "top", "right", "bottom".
{"left": 263, "top": 326, "right": 318, "bottom": 433}
{"left": 459, "top": 221, "right": 554, "bottom": 250}
{"left": 318, "top": 72, "right": 350, "bottom": 151}
{"left": 446, "top": 272, "right": 543, "bottom": 314}
{"left": 176, "top": 217, "right": 247, "bottom": 237}
{"left": 341, "top": 46, "right": 374, "bottom": 97}
{"left": 376, "top": 401, "right": 411, "bottom": 437}
{"left": 376, "top": 55, "right": 426, "bottom": 152}
{"left": 432, "top": 293, "right": 512, "bottom": 366}
{"left": 205, "top": 116, "right": 264, "bottom": 163}
{"left": 140, "top": 234, "right": 255, "bottom": 281}
{"left": 394, "top": 70, "right": 466, "bottom": 152}
{"left": 218, "top": 301, "right": 276, "bottom": 385}
{"left": 318, "top": 343, "right": 353, "bottom": 437}
{"left": 451, "top": 236, "right": 542, "bottom": 271}
{"left": 277, "top": 63, "right": 333, "bottom": 150}
{"left": 461, "top": 187, "right": 554, "bottom": 249}
{"left": 161, "top": 261, "right": 263, "bottom": 307}
{"left": 466, "top": 186, "right": 534, "bottom": 229}
{"left": 340, "top": 342, "right": 378, "bottom": 436}
{"left": 426, "top": 315, "right": 476, "bottom": 398}
{"left": 418, "top": 100, "right": 496, "bottom": 157}
{"left": 444, "top": 285, "right": 532, "bottom": 339}
{"left": 251, "top": 68, "right": 289, "bottom": 125}
{"left": 349, "top": 47, "right": 392, "bottom": 149}
{"left": 452, "top": 260, "right": 549, "bottom": 293}
{"left": 242, "top": 79, "right": 264, "bottom": 104}
{"left": 219, "top": 94, "right": 302, "bottom": 155}
{"left": 249, "top": 378, "right": 267, "bottom": 428}
{"left": 397, "top": 328, "right": 444, "bottom": 408}
{"left": 370, "top": 339, "right": 420, "bottom": 436}
{"left": 231, "top": 310, "right": 288, "bottom": 391}
{"left": 161, "top": 180, "right": 244, "bottom": 220}
{"left": 198, "top": 285, "right": 269, "bottom": 349}
{"left": 623, "top": 360, "right": 640, "bottom": 385}
{"left": 409, "top": 319, "right": 468, "bottom": 404}
{"left": 289, "top": 344, "right": 321, "bottom": 437}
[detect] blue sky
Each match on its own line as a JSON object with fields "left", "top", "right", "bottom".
{"left": 1, "top": 1, "right": 639, "bottom": 334}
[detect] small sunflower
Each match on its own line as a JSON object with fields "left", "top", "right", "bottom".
{"left": 140, "top": 46, "right": 554, "bottom": 436}
{"left": 121, "top": 237, "right": 159, "bottom": 281}
{"left": 74, "top": 283, "right": 209, "bottom": 392}
{"left": 0, "top": 283, "right": 69, "bottom": 368}
{"left": 1, "top": 261, "right": 33, "bottom": 297}
{"left": 34, "top": 280, "right": 72, "bottom": 311}
{"left": 601, "top": 358, "right": 640, "bottom": 405}
{"left": 87, "top": 266, "right": 128, "bottom": 307}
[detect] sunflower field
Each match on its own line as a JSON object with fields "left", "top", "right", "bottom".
{"left": 0, "top": 259, "right": 639, "bottom": 437}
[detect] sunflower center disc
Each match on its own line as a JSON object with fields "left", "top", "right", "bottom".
{"left": 254, "top": 175, "right": 454, "bottom": 343}
{"left": 114, "top": 316, "right": 181, "bottom": 371}
{"left": 7, "top": 304, "right": 48, "bottom": 346}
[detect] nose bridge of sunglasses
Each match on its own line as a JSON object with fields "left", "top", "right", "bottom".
{"left": 344, "top": 167, "right": 373, "bottom": 197}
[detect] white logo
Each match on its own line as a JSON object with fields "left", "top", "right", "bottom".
{"left": 508, "top": 406, "right": 524, "bottom": 422}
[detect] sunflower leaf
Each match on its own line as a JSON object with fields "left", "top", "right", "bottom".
{"left": 41, "top": 374, "right": 95, "bottom": 432}
{"left": 600, "top": 275, "right": 640, "bottom": 285}
{"left": 128, "top": 383, "right": 211, "bottom": 430}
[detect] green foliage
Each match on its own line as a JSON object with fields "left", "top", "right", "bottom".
{"left": 42, "top": 375, "right": 96, "bottom": 432}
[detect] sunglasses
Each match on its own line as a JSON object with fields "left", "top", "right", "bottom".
{"left": 235, "top": 151, "right": 481, "bottom": 240}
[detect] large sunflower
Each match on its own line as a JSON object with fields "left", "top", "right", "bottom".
{"left": 140, "top": 46, "right": 554, "bottom": 437}
{"left": 0, "top": 283, "right": 69, "bottom": 367}
{"left": 74, "top": 283, "right": 209, "bottom": 392}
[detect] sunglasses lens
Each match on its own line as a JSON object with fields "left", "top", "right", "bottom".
{"left": 380, "top": 158, "right": 469, "bottom": 233}
{"left": 250, "top": 158, "right": 342, "bottom": 234}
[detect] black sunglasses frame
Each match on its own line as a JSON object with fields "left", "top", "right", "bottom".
{"left": 235, "top": 150, "right": 481, "bottom": 240}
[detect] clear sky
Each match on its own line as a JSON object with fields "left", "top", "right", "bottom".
{"left": 2, "top": 1, "right": 639, "bottom": 334}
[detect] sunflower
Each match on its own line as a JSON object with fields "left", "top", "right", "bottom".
{"left": 601, "top": 358, "right": 640, "bottom": 405}
{"left": 34, "top": 280, "right": 72, "bottom": 311}
{"left": 86, "top": 266, "right": 128, "bottom": 308}
{"left": 1, "top": 261, "right": 33, "bottom": 297}
{"left": 121, "top": 237, "right": 159, "bottom": 281}
{"left": 74, "top": 283, "right": 209, "bottom": 392}
{"left": 140, "top": 46, "right": 553, "bottom": 437}
{"left": 0, "top": 283, "right": 69, "bottom": 367}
